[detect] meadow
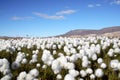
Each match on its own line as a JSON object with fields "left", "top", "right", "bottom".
{"left": 0, "top": 36, "right": 120, "bottom": 80}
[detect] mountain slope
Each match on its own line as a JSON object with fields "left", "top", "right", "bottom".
{"left": 62, "top": 26, "right": 120, "bottom": 37}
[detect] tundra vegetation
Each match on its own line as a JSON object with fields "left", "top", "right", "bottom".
{"left": 0, "top": 36, "right": 120, "bottom": 80}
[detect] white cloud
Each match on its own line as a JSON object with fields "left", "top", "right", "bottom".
{"left": 96, "top": 4, "right": 101, "bottom": 7}
{"left": 11, "top": 16, "right": 22, "bottom": 20}
{"left": 110, "top": 0, "right": 120, "bottom": 5}
{"left": 56, "top": 10, "right": 76, "bottom": 15}
{"left": 88, "top": 4, "right": 94, "bottom": 8}
{"left": 11, "top": 16, "right": 34, "bottom": 20}
{"left": 33, "top": 9, "right": 76, "bottom": 20}
{"left": 88, "top": 4, "right": 101, "bottom": 8}
{"left": 33, "top": 12, "right": 64, "bottom": 20}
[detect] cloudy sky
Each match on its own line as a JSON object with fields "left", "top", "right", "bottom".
{"left": 0, "top": 0, "right": 120, "bottom": 37}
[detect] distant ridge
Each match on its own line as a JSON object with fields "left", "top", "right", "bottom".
{"left": 60, "top": 26, "right": 120, "bottom": 37}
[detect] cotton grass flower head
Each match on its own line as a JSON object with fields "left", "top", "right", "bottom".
{"left": 95, "top": 68, "right": 104, "bottom": 78}
{"left": 52, "top": 44, "right": 57, "bottom": 49}
{"left": 78, "top": 78, "right": 84, "bottom": 80}
{"left": 92, "top": 54, "right": 97, "bottom": 61}
{"left": 17, "top": 71, "right": 27, "bottom": 80}
{"left": 82, "top": 56, "right": 89, "bottom": 67}
{"left": 1, "top": 73, "right": 12, "bottom": 80}
{"left": 3, "top": 69, "right": 11, "bottom": 75}
{"left": 97, "top": 58, "right": 103, "bottom": 64}
{"left": 53, "top": 50, "right": 57, "bottom": 55}
{"left": 36, "top": 63, "right": 40, "bottom": 68}
{"left": 80, "top": 70, "right": 87, "bottom": 77}
{"left": 69, "top": 69, "right": 79, "bottom": 77}
{"left": 58, "top": 44, "right": 62, "bottom": 49}
{"left": 82, "top": 56, "right": 88, "bottom": 61}
{"left": 117, "top": 63, "right": 120, "bottom": 70}
{"left": 57, "top": 56, "right": 67, "bottom": 68}
{"left": 82, "top": 60, "right": 89, "bottom": 68}
{"left": 107, "top": 48, "right": 114, "bottom": 57}
{"left": 21, "top": 58, "right": 27, "bottom": 64}
{"left": 85, "top": 49, "right": 93, "bottom": 58}
{"left": 96, "top": 44, "right": 101, "bottom": 54}
{"left": 114, "top": 48, "right": 120, "bottom": 53}
{"left": 15, "top": 52, "right": 25, "bottom": 63}
{"left": 69, "top": 54, "right": 78, "bottom": 62}
{"left": 41, "top": 49, "right": 54, "bottom": 65}
{"left": 64, "top": 74, "right": 75, "bottom": 80}
{"left": 0, "top": 58, "right": 9, "bottom": 71}
{"left": 90, "top": 74, "right": 95, "bottom": 79}
{"left": 86, "top": 68, "right": 93, "bottom": 74}
{"left": 110, "top": 59, "right": 119, "bottom": 70}
{"left": 52, "top": 59, "right": 61, "bottom": 74}
{"left": 64, "top": 62, "right": 75, "bottom": 70}
{"left": 100, "top": 63, "right": 107, "bottom": 69}
{"left": 70, "top": 48, "right": 76, "bottom": 54}
{"left": 42, "top": 64, "right": 47, "bottom": 69}
{"left": 29, "top": 68, "right": 39, "bottom": 77}
{"left": 26, "top": 73, "right": 34, "bottom": 80}
{"left": 56, "top": 74, "right": 62, "bottom": 80}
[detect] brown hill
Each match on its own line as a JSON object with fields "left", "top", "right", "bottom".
{"left": 61, "top": 26, "right": 120, "bottom": 37}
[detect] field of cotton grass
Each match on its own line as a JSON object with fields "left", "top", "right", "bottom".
{"left": 0, "top": 36, "right": 120, "bottom": 80}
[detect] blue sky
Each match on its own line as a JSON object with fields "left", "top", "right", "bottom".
{"left": 0, "top": 0, "right": 120, "bottom": 37}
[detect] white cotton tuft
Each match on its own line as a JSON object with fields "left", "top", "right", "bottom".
{"left": 78, "top": 78, "right": 84, "bottom": 80}
{"left": 21, "top": 58, "right": 27, "bottom": 64}
{"left": 97, "top": 58, "right": 103, "bottom": 64}
{"left": 100, "top": 63, "right": 107, "bottom": 69}
{"left": 80, "top": 70, "right": 87, "bottom": 77}
{"left": 17, "top": 71, "right": 27, "bottom": 80}
{"left": 26, "top": 74, "right": 34, "bottom": 80}
{"left": 30, "top": 54, "right": 38, "bottom": 63}
{"left": 26, "top": 54, "right": 29, "bottom": 56}
{"left": 70, "top": 48, "right": 77, "bottom": 54}
{"left": 64, "top": 62, "right": 75, "bottom": 70}
{"left": 0, "top": 59, "right": 3, "bottom": 67}
{"left": 56, "top": 74, "right": 62, "bottom": 80}
{"left": 70, "top": 54, "right": 78, "bottom": 62}
{"left": 114, "top": 48, "right": 120, "bottom": 53}
{"left": 86, "top": 68, "right": 93, "bottom": 74}
{"left": 52, "top": 60, "right": 61, "bottom": 74}
{"left": 107, "top": 49, "right": 114, "bottom": 57}
{"left": 57, "top": 56, "right": 67, "bottom": 68}
{"left": 92, "top": 54, "right": 97, "bottom": 61}
{"left": 110, "top": 59, "right": 119, "bottom": 70}
{"left": 58, "top": 45, "right": 62, "bottom": 49}
{"left": 42, "top": 65, "right": 47, "bottom": 69}
{"left": 69, "top": 69, "right": 79, "bottom": 77}
{"left": 64, "top": 74, "right": 75, "bottom": 80}
{"left": 36, "top": 63, "right": 40, "bottom": 68}
{"left": 82, "top": 60, "right": 89, "bottom": 68}
{"left": 96, "top": 44, "right": 101, "bottom": 54}
{"left": 29, "top": 68, "right": 39, "bottom": 77}
{"left": 90, "top": 74, "right": 95, "bottom": 79}
{"left": 15, "top": 52, "right": 25, "bottom": 63}
{"left": 1, "top": 74, "right": 12, "bottom": 80}
{"left": 3, "top": 69, "right": 11, "bottom": 75}
{"left": 82, "top": 56, "right": 88, "bottom": 61}
{"left": 53, "top": 50, "right": 57, "bottom": 55}
{"left": 0, "top": 58, "right": 10, "bottom": 75}
{"left": 95, "top": 68, "right": 104, "bottom": 78}
{"left": 41, "top": 49, "right": 54, "bottom": 65}
{"left": 117, "top": 63, "right": 120, "bottom": 70}
{"left": 52, "top": 44, "right": 57, "bottom": 49}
